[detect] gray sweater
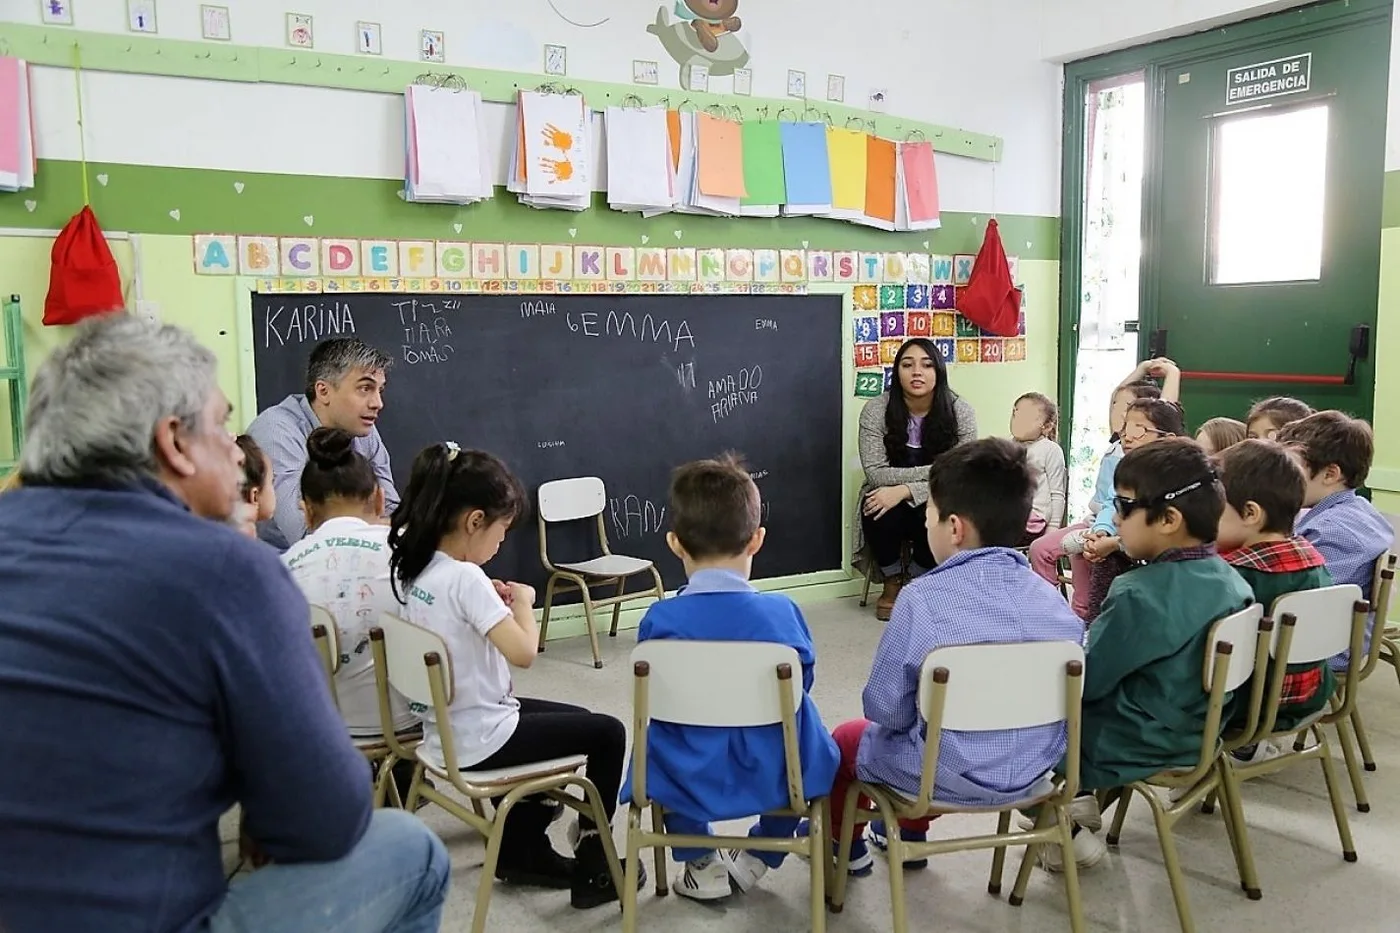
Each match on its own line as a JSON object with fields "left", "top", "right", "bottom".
{"left": 857, "top": 391, "right": 979, "bottom": 505}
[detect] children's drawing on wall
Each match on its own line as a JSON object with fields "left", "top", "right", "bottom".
{"left": 648, "top": 1, "right": 750, "bottom": 90}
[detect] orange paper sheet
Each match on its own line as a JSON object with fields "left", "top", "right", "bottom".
{"left": 696, "top": 113, "right": 746, "bottom": 199}
{"left": 865, "top": 136, "right": 897, "bottom": 223}
{"left": 515, "top": 100, "right": 527, "bottom": 182}
{"left": 667, "top": 109, "right": 682, "bottom": 173}
{"left": 826, "top": 127, "right": 867, "bottom": 211}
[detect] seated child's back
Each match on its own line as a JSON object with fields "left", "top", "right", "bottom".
{"left": 1216, "top": 439, "right": 1335, "bottom": 729}
{"left": 1082, "top": 439, "right": 1252, "bottom": 787}
{"left": 625, "top": 457, "right": 838, "bottom": 821}
{"left": 859, "top": 439, "right": 1083, "bottom": 806}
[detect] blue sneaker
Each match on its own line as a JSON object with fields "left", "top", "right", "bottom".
{"left": 795, "top": 819, "right": 873, "bottom": 876}
{"left": 869, "top": 820, "right": 929, "bottom": 870}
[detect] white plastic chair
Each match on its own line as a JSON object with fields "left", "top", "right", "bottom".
{"left": 537, "top": 477, "right": 665, "bottom": 669}
{"left": 375, "top": 613, "right": 626, "bottom": 933}
{"left": 623, "top": 641, "right": 831, "bottom": 933}
{"left": 829, "top": 640, "right": 1087, "bottom": 933}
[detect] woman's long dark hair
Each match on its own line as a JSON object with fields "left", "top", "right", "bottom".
{"left": 388, "top": 444, "right": 526, "bottom": 601}
{"left": 884, "top": 338, "right": 960, "bottom": 466}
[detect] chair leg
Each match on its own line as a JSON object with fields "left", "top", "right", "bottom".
{"left": 622, "top": 807, "right": 642, "bottom": 933}
{"left": 1215, "top": 762, "right": 1261, "bottom": 899}
{"left": 827, "top": 789, "right": 860, "bottom": 913}
{"left": 402, "top": 762, "right": 427, "bottom": 812}
{"left": 1008, "top": 804, "right": 1053, "bottom": 907}
{"left": 875, "top": 797, "right": 908, "bottom": 933}
{"left": 539, "top": 575, "right": 558, "bottom": 651}
{"left": 988, "top": 810, "right": 1011, "bottom": 895}
{"left": 1149, "top": 804, "right": 1197, "bottom": 933}
{"left": 650, "top": 804, "right": 668, "bottom": 897}
{"left": 1332, "top": 714, "right": 1371, "bottom": 813}
{"left": 582, "top": 593, "right": 604, "bottom": 670}
{"left": 1314, "top": 729, "right": 1359, "bottom": 862}
{"left": 609, "top": 578, "right": 625, "bottom": 638}
{"left": 809, "top": 798, "right": 827, "bottom": 933}
{"left": 1351, "top": 707, "right": 1377, "bottom": 772}
{"left": 575, "top": 778, "right": 627, "bottom": 896}
{"left": 1056, "top": 804, "right": 1087, "bottom": 933}
{"left": 860, "top": 561, "right": 874, "bottom": 607}
{"left": 1106, "top": 787, "right": 1132, "bottom": 846}
{"left": 473, "top": 793, "right": 518, "bottom": 933}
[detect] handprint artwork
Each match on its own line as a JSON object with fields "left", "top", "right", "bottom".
{"left": 539, "top": 123, "right": 576, "bottom": 184}
{"left": 520, "top": 92, "right": 589, "bottom": 197}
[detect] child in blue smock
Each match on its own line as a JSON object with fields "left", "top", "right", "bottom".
{"left": 621, "top": 454, "right": 839, "bottom": 902}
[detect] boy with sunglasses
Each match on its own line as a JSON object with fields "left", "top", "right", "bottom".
{"left": 1052, "top": 439, "right": 1252, "bottom": 871}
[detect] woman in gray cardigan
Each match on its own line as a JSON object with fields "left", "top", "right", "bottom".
{"left": 857, "top": 338, "right": 977, "bottom": 619}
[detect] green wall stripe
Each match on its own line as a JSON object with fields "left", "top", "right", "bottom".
{"left": 0, "top": 159, "right": 1060, "bottom": 260}
{"left": 1385, "top": 170, "right": 1400, "bottom": 230}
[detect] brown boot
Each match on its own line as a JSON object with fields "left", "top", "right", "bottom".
{"left": 875, "top": 577, "right": 904, "bottom": 621}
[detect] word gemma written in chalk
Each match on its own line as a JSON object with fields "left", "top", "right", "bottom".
{"left": 393, "top": 297, "right": 459, "bottom": 365}
{"left": 263, "top": 300, "right": 357, "bottom": 347}
{"left": 566, "top": 309, "right": 696, "bottom": 352}
{"left": 709, "top": 366, "right": 763, "bottom": 423}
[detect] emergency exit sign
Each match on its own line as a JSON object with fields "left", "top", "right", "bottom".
{"left": 1227, "top": 53, "right": 1311, "bottom": 104}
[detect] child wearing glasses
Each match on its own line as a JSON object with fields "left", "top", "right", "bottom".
{"left": 1080, "top": 398, "right": 1187, "bottom": 621}
{"left": 1049, "top": 438, "right": 1252, "bottom": 871}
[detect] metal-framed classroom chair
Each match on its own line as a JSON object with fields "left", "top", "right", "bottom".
{"left": 1199, "top": 585, "right": 1367, "bottom": 898}
{"left": 536, "top": 476, "right": 665, "bottom": 669}
{"left": 1101, "top": 604, "right": 1265, "bottom": 933}
{"left": 622, "top": 640, "right": 832, "bottom": 933}
{"left": 1330, "top": 554, "right": 1395, "bottom": 810}
{"left": 374, "top": 613, "right": 627, "bottom": 933}
{"left": 829, "top": 640, "right": 1088, "bottom": 933}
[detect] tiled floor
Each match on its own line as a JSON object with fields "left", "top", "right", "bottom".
{"left": 233, "top": 595, "right": 1400, "bottom": 931}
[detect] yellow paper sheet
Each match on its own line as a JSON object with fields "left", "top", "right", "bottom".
{"left": 827, "top": 127, "right": 868, "bottom": 212}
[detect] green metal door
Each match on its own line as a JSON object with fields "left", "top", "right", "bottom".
{"left": 1143, "top": 0, "right": 1390, "bottom": 426}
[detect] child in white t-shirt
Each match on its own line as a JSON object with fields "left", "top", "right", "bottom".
{"left": 388, "top": 441, "right": 641, "bottom": 910}
{"left": 283, "top": 427, "right": 419, "bottom": 802}
{"left": 1010, "top": 392, "right": 1067, "bottom": 545}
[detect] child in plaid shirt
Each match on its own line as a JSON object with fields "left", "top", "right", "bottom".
{"left": 1215, "top": 440, "right": 1335, "bottom": 759}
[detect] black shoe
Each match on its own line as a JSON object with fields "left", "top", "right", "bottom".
{"left": 570, "top": 833, "right": 646, "bottom": 909}
{"left": 496, "top": 838, "right": 576, "bottom": 890}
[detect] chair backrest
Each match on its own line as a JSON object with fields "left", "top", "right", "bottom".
{"left": 377, "top": 612, "right": 454, "bottom": 707}
{"left": 917, "top": 641, "right": 1085, "bottom": 731}
{"left": 539, "top": 477, "right": 606, "bottom": 523}
{"left": 632, "top": 641, "right": 803, "bottom": 727}
{"left": 1269, "top": 584, "right": 1365, "bottom": 665}
{"left": 1372, "top": 553, "right": 1395, "bottom": 614}
{"left": 1203, "top": 603, "right": 1266, "bottom": 693}
{"left": 309, "top": 605, "right": 340, "bottom": 700}
{"left": 630, "top": 640, "right": 807, "bottom": 810}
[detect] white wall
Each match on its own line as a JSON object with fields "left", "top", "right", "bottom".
{"left": 0, "top": 0, "right": 1064, "bottom": 217}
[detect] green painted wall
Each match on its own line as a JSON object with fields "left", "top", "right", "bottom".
{"left": 0, "top": 160, "right": 1059, "bottom": 260}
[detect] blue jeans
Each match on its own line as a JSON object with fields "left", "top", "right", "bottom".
{"left": 664, "top": 813, "right": 803, "bottom": 868}
{"left": 206, "top": 809, "right": 450, "bottom": 933}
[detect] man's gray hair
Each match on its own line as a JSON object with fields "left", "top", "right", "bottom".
{"left": 20, "top": 313, "right": 220, "bottom": 487}
{"left": 303, "top": 337, "right": 392, "bottom": 398}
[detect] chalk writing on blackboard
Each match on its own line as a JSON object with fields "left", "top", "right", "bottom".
{"left": 675, "top": 361, "right": 696, "bottom": 390}
{"left": 522, "top": 300, "right": 557, "bottom": 318}
{"left": 608, "top": 495, "right": 667, "bottom": 539}
{"left": 755, "top": 319, "right": 778, "bottom": 331}
{"left": 264, "top": 301, "right": 357, "bottom": 347}
{"left": 708, "top": 366, "right": 763, "bottom": 423}
{"left": 567, "top": 310, "right": 696, "bottom": 352}
{"left": 394, "top": 298, "right": 456, "bottom": 365}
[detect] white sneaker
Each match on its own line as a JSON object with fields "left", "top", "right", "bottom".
{"left": 1017, "top": 797, "right": 1102, "bottom": 834}
{"left": 1233, "top": 740, "right": 1285, "bottom": 766}
{"left": 1037, "top": 829, "right": 1108, "bottom": 872}
{"left": 722, "top": 850, "right": 770, "bottom": 892}
{"left": 672, "top": 853, "right": 732, "bottom": 901}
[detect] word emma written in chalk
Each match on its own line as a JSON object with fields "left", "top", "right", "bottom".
{"left": 193, "top": 235, "right": 1009, "bottom": 290}
{"left": 566, "top": 310, "right": 696, "bottom": 352}
{"left": 709, "top": 366, "right": 762, "bottom": 423}
{"left": 263, "top": 300, "right": 357, "bottom": 347}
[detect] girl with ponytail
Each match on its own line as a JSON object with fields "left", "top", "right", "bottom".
{"left": 388, "top": 442, "right": 641, "bottom": 909}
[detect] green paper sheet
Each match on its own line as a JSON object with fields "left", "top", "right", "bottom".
{"left": 740, "top": 121, "right": 786, "bottom": 207}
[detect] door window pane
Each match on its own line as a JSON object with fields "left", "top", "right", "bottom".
{"left": 1210, "top": 104, "right": 1328, "bottom": 285}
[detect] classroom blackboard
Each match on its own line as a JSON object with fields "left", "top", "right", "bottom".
{"left": 250, "top": 290, "right": 844, "bottom": 594}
